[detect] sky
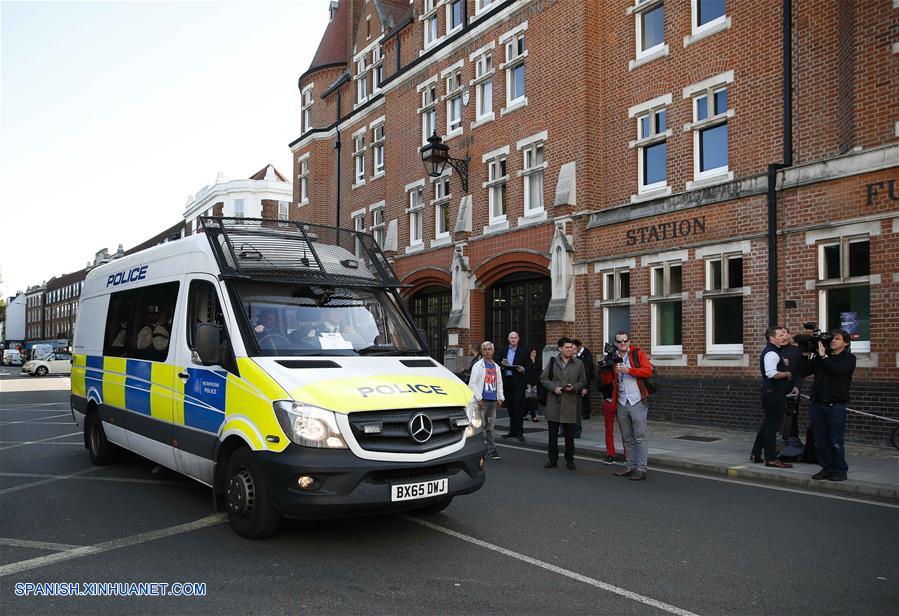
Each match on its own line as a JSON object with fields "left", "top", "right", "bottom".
{"left": 0, "top": 0, "right": 330, "bottom": 298}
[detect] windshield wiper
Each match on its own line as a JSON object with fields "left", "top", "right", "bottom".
{"left": 356, "top": 345, "right": 413, "bottom": 356}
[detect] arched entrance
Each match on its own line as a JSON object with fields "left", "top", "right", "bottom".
{"left": 486, "top": 274, "right": 550, "bottom": 352}
{"left": 410, "top": 287, "right": 451, "bottom": 363}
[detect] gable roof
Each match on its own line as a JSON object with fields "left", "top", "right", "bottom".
{"left": 248, "top": 164, "right": 288, "bottom": 182}
{"left": 374, "top": 0, "right": 412, "bottom": 31}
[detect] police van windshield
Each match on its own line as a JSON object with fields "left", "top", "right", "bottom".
{"left": 233, "top": 281, "right": 425, "bottom": 356}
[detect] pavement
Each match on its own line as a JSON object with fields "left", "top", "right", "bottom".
{"left": 495, "top": 409, "right": 899, "bottom": 504}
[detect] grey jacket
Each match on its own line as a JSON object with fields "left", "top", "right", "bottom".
{"left": 540, "top": 356, "right": 586, "bottom": 423}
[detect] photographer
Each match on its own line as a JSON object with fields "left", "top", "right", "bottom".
{"left": 751, "top": 327, "right": 793, "bottom": 468}
{"left": 778, "top": 326, "right": 806, "bottom": 441}
{"left": 540, "top": 337, "right": 585, "bottom": 470}
{"left": 597, "top": 341, "right": 621, "bottom": 464}
{"left": 803, "top": 329, "right": 856, "bottom": 481}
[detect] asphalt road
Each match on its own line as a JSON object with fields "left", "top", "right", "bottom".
{"left": 1, "top": 368, "right": 896, "bottom": 615}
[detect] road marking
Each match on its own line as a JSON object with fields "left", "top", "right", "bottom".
{"left": 0, "top": 441, "right": 82, "bottom": 446}
{"left": 0, "top": 472, "right": 177, "bottom": 486}
{"left": 0, "top": 467, "right": 101, "bottom": 495}
{"left": 497, "top": 444, "right": 899, "bottom": 509}
{"left": 0, "top": 413, "right": 72, "bottom": 425}
{"left": 0, "top": 431, "right": 82, "bottom": 452}
{"left": 0, "top": 403, "right": 70, "bottom": 410}
{"left": 0, "top": 537, "right": 83, "bottom": 552}
{"left": 0, "top": 514, "right": 227, "bottom": 577}
{"left": 407, "top": 516, "right": 700, "bottom": 616}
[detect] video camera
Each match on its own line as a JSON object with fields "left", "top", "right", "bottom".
{"left": 596, "top": 342, "right": 624, "bottom": 370}
{"left": 793, "top": 321, "right": 834, "bottom": 353}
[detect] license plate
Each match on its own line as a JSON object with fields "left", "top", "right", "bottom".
{"left": 391, "top": 478, "right": 448, "bottom": 502}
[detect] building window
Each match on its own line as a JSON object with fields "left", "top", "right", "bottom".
{"left": 299, "top": 157, "right": 309, "bottom": 204}
{"left": 473, "top": 50, "right": 494, "bottom": 122}
{"left": 693, "top": 86, "right": 729, "bottom": 180}
{"left": 693, "top": 0, "right": 727, "bottom": 32}
{"left": 603, "top": 269, "right": 631, "bottom": 344}
{"left": 476, "top": 0, "right": 494, "bottom": 15}
{"left": 353, "top": 211, "right": 366, "bottom": 256}
{"left": 486, "top": 154, "right": 507, "bottom": 224}
{"left": 234, "top": 199, "right": 244, "bottom": 218}
{"left": 408, "top": 186, "right": 425, "bottom": 246}
{"left": 635, "top": 0, "right": 665, "bottom": 58}
{"left": 503, "top": 32, "right": 526, "bottom": 108}
{"left": 705, "top": 254, "right": 743, "bottom": 353}
{"left": 433, "top": 176, "right": 451, "bottom": 240}
{"left": 353, "top": 133, "right": 366, "bottom": 185}
{"left": 371, "top": 122, "right": 385, "bottom": 176}
{"left": 521, "top": 141, "right": 545, "bottom": 214}
{"left": 445, "top": 68, "right": 463, "bottom": 135}
{"left": 636, "top": 106, "right": 668, "bottom": 192}
{"left": 424, "top": 0, "right": 440, "bottom": 48}
{"left": 356, "top": 58, "right": 368, "bottom": 104}
{"left": 278, "top": 201, "right": 289, "bottom": 221}
{"left": 420, "top": 81, "right": 437, "bottom": 144}
{"left": 447, "top": 0, "right": 464, "bottom": 34}
{"left": 818, "top": 237, "right": 870, "bottom": 350}
{"left": 301, "top": 86, "right": 313, "bottom": 133}
{"left": 372, "top": 45, "right": 384, "bottom": 93}
{"left": 650, "top": 261, "right": 683, "bottom": 354}
{"left": 371, "top": 205, "right": 385, "bottom": 247}
{"left": 366, "top": 15, "right": 371, "bottom": 39}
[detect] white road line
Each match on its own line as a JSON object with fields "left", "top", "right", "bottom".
{"left": 0, "top": 537, "right": 83, "bottom": 552}
{"left": 0, "top": 472, "right": 176, "bottom": 486}
{"left": 0, "top": 413, "right": 71, "bottom": 425}
{"left": 0, "top": 403, "right": 70, "bottom": 410}
{"left": 0, "top": 441, "right": 82, "bottom": 446}
{"left": 0, "top": 431, "right": 82, "bottom": 452}
{"left": 407, "top": 516, "right": 700, "bottom": 616}
{"left": 0, "top": 514, "right": 227, "bottom": 577}
{"left": 497, "top": 443, "right": 899, "bottom": 509}
{"left": 0, "top": 467, "right": 101, "bottom": 496}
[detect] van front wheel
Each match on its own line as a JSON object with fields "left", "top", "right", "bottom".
{"left": 86, "top": 410, "right": 118, "bottom": 465}
{"left": 224, "top": 448, "right": 281, "bottom": 539}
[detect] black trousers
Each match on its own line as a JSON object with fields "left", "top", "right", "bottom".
{"left": 504, "top": 379, "right": 526, "bottom": 437}
{"left": 581, "top": 391, "right": 592, "bottom": 419}
{"left": 547, "top": 421, "right": 576, "bottom": 462}
{"left": 752, "top": 390, "right": 786, "bottom": 462}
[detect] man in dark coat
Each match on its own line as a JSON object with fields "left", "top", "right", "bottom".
{"left": 499, "top": 331, "right": 527, "bottom": 441}
{"left": 540, "top": 337, "right": 586, "bottom": 470}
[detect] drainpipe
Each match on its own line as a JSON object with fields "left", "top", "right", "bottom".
{"left": 335, "top": 88, "right": 342, "bottom": 228}
{"left": 767, "top": 0, "right": 793, "bottom": 327}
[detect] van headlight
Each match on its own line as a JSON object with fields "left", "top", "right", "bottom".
{"left": 273, "top": 401, "right": 347, "bottom": 449}
{"left": 463, "top": 397, "right": 483, "bottom": 438}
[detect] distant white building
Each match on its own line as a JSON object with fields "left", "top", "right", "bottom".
{"left": 183, "top": 164, "right": 293, "bottom": 234}
{"left": 4, "top": 292, "right": 26, "bottom": 345}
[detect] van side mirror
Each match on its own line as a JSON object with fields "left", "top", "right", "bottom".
{"left": 195, "top": 323, "right": 221, "bottom": 366}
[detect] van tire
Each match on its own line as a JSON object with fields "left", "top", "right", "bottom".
{"left": 86, "top": 409, "right": 118, "bottom": 466}
{"left": 224, "top": 447, "right": 281, "bottom": 539}
{"left": 415, "top": 497, "right": 453, "bottom": 514}
{"left": 35, "top": 366, "right": 48, "bottom": 376}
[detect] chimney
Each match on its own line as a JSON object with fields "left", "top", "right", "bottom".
{"left": 215, "top": 171, "right": 225, "bottom": 184}
{"left": 329, "top": 0, "right": 338, "bottom": 21}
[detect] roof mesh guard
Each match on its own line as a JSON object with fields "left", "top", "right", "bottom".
{"left": 198, "top": 217, "right": 400, "bottom": 287}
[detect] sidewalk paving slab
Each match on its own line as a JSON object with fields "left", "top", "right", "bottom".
{"left": 495, "top": 414, "right": 899, "bottom": 504}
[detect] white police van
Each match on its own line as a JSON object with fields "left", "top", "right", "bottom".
{"left": 71, "top": 218, "right": 486, "bottom": 538}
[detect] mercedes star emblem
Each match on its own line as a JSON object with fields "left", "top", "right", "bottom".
{"left": 408, "top": 413, "right": 434, "bottom": 443}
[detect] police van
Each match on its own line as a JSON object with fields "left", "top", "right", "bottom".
{"left": 71, "top": 218, "right": 486, "bottom": 538}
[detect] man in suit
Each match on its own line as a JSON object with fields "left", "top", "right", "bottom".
{"left": 500, "top": 331, "right": 527, "bottom": 442}
{"left": 574, "top": 339, "right": 596, "bottom": 426}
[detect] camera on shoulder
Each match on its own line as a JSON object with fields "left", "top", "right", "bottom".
{"left": 793, "top": 321, "right": 834, "bottom": 353}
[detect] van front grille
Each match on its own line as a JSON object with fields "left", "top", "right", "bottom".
{"left": 347, "top": 408, "right": 467, "bottom": 453}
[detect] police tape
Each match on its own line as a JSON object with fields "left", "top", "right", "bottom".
{"left": 798, "top": 394, "right": 899, "bottom": 424}
{"left": 14, "top": 582, "right": 207, "bottom": 597}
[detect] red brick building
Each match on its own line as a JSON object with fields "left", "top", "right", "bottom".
{"left": 291, "top": 0, "right": 899, "bottom": 444}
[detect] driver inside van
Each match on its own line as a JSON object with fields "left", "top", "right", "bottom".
{"left": 254, "top": 309, "right": 283, "bottom": 336}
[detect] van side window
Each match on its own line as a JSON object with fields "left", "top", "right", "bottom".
{"left": 103, "top": 282, "right": 179, "bottom": 362}
{"left": 186, "top": 280, "right": 237, "bottom": 374}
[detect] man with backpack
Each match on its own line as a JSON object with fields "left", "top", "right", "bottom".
{"left": 609, "top": 331, "right": 654, "bottom": 481}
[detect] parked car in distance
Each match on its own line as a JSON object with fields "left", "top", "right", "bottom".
{"left": 3, "top": 350, "right": 22, "bottom": 366}
{"left": 22, "top": 352, "right": 73, "bottom": 376}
